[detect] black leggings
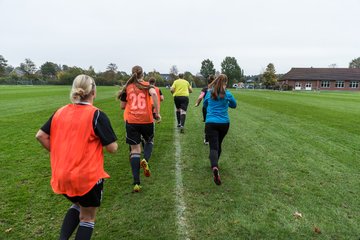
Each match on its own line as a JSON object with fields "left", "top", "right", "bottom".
{"left": 205, "top": 123, "right": 229, "bottom": 168}
{"left": 202, "top": 106, "right": 207, "bottom": 122}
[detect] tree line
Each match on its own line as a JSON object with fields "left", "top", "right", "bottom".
{"left": 0, "top": 55, "right": 254, "bottom": 87}
{"left": 1, "top": 55, "right": 359, "bottom": 88}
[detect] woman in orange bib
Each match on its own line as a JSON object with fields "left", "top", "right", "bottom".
{"left": 118, "top": 66, "right": 161, "bottom": 192}
{"left": 149, "top": 77, "right": 164, "bottom": 119}
{"left": 36, "top": 74, "right": 118, "bottom": 240}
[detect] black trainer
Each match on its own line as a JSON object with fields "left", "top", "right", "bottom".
{"left": 213, "top": 167, "right": 221, "bottom": 185}
{"left": 180, "top": 126, "right": 184, "bottom": 133}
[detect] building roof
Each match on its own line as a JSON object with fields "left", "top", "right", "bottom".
{"left": 11, "top": 68, "right": 25, "bottom": 76}
{"left": 160, "top": 73, "right": 171, "bottom": 81}
{"left": 280, "top": 68, "right": 360, "bottom": 81}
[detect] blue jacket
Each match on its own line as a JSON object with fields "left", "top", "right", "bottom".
{"left": 203, "top": 89, "right": 237, "bottom": 124}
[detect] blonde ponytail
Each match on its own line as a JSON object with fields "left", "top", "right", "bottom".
{"left": 70, "top": 74, "right": 95, "bottom": 103}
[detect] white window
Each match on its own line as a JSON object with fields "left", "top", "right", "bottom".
{"left": 349, "top": 81, "right": 359, "bottom": 88}
{"left": 321, "top": 81, "right": 330, "bottom": 88}
{"left": 335, "top": 81, "right": 344, "bottom": 88}
{"left": 294, "top": 82, "right": 301, "bottom": 90}
{"left": 305, "top": 82, "right": 312, "bottom": 88}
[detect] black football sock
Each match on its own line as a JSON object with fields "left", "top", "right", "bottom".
{"left": 143, "top": 142, "right": 153, "bottom": 162}
{"left": 130, "top": 153, "right": 141, "bottom": 184}
{"left": 75, "top": 221, "right": 94, "bottom": 240}
{"left": 59, "top": 204, "right": 80, "bottom": 240}
{"left": 176, "top": 111, "right": 180, "bottom": 125}
{"left": 180, "top": 114, "right": 186, "bottom": 127}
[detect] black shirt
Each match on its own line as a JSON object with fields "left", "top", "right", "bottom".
{"left": 201, "top": 87, "right": 208, "bottom": 95}
{"left": 120, "top": 91, "right": 127, "bottom": 102}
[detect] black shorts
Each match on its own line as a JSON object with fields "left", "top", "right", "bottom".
{"left": 174, "top": 96, "right": 189, "bottom": 111}
{"left": 64, "top": 179, "right": 104, "bottom": 207}
{"left": 126, "top": 122, "right": 154, "bottom": 145}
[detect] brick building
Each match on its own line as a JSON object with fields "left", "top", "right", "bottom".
{"left": 280, "top": 68, "right": 360, "bottom": 91}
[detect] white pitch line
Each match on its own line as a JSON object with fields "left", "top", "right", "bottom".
{"left": 174, "top": 118, "right": 189, "bottom": 240}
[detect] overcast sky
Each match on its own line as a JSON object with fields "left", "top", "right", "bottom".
{"left": 1, "top": 0, "right": 359, "bottom": 75}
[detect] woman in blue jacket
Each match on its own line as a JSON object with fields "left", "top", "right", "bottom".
{"left": 203, "top": 74, "right": 237, "bottom": 185}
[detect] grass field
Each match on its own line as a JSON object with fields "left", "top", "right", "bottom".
{"left": 1, "top": 85, "right": 360, "bottom": 239}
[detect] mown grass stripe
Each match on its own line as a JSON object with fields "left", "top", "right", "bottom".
{"left": 174, "top": 110, "right": 189, "bottom": 240}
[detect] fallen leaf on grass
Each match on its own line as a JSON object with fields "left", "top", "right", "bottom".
{"left": 314, "top": 226, "right": 321, "bottom": 234}
{"left": 5, "top": 228, "right": 12, "bottom": 233}
{"left": 293, "top": 211, "right": 302, "bottom": 218}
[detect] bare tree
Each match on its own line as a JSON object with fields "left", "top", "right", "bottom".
{"left": 107, "top": 63, "right": 118, "bottom": 72}
{"left": 169, "top": 65, "right": 178, "bottom": 75}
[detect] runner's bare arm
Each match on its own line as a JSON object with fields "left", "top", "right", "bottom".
{"left": 105, "top": 142, "right": 118, "bottom": 153}
{"left": 35, "top": 129, "right": 50, "bottom": 152}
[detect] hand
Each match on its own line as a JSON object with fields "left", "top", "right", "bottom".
{"left": 154, "top": 113, "right": 161, "bottom": 123}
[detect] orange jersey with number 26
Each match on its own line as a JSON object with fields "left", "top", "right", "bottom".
{"left": 123, "top": 82, "right": 154, "bottom": 124}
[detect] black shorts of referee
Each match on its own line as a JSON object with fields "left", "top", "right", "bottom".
{"left": 174, "top": 96, "right": 189, "bottom": 111}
